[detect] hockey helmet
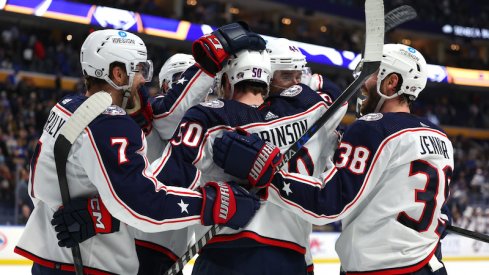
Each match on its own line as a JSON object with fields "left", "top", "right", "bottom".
{"left": 80, "top": 29, "right": 153, "bottom": 91}
{"left": 355, "top": 44, "right": 427, "bottom": 116}
{"left": 158, "top": 53, "right": 195, "bottom": 89}
{"left": 218, "top": 49, "right": 271, "bottom": 98}
{"left": 266, "top": 38, "right": 307, "bottom": 75}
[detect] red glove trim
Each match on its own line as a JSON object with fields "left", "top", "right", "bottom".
{"left": 87, "top": 197, "right": 113, "bottom": 234}
{"left": 247, "top": 143, "right": 281, "bottom": 188}
{"left": 207, "top": 182, "right": 237, "bottom": 225}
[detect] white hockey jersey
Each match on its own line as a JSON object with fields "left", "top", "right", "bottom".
{"left": 15, "top": 94, "right": 205, "bottom": 274}
{"left": 267, "top": 112, "right": 454, "bottom": 273}
{"left": 151, "top": 84, "right": 347, "bottom": 258}
{"left": 132, "top": 65, "right": 214, "bottom": 261}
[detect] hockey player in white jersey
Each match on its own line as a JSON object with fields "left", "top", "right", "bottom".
{"left": 153, "top": 37, "right": 346, "bottom": 274}
{"left": 214, "top": 44, "right": 453, "bottom": 275}
{"left": 48, "top": 26, "right": 347, "bottom": 274}
{"left": 132, "top": 53, "right": 204, "bottom": 275}
{"left": 15, "top": 29, "right": 260, "bottom": 275}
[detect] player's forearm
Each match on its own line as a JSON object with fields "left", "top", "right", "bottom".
{"left": 152, "top": 65, "right": 213, "bottom": 140}
{"left": 266, "top": 169, "right": 360, "bottom": 225}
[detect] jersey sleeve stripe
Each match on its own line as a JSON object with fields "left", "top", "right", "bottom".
{"left": 85, "top": 128, "right": 201, "bottom": 225}
{"left": 54, "top": 104, "right": 73, "bottom": 117}
{"left": 273, "top": 128, "right": 450, "bottom": 221}
{"left": 154, "top": 69, "right": 204, "bottom": 120}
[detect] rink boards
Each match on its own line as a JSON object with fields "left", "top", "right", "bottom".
{"left": 1, "top": 226, "right": 489, "bottom": 265}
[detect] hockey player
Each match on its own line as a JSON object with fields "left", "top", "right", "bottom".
{"left": 16, "top": 29, "right": 260, "bottom": 275}
{"left": 214, "top": 44, "right": 453, "bottom": 275}
{"left": 153, "top": 39, "right": 346, "bottom": 274}
{"left": 50, "top": 28, "right": 347, "bottom": 274}
{"left": 267, "top": 38, "right": 307, "bottom": 96}
{"left": 132, "top": 55, "right": 207, "bottom": 274}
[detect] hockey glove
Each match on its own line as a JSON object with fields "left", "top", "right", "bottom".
{"left": 213, "top": 129, "right": 283, "bottom": 190}
{"left": 192, "top": 22, "right": 266, "bottom": 75}
{"left": 126, "top": 85, "right": 154, "bottom": 135}
{"left": 201, "top": 181, "right": 260, "bottom": 230}
{"left": 51, "top": 196, "right": 120, "bottom": 248}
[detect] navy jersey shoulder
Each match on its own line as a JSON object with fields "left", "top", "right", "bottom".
{"left": 265, "top": 84, "right": 325, "bottom": 118}
{"left": 183, "top": 99, "right": 263, "bottom": 129}
{"left": 57, "top": 93, "right": 88, "bottom": 113}
{"left": 344, "top": 112, "right": 446, "bottom": 150}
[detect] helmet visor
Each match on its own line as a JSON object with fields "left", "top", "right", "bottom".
{"left": 134, "top": 60, "right": 153, "bottom": 82}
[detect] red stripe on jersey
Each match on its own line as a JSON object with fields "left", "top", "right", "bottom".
{"left": 207, "top": 231, "right": 306, "bottom": 255}
{"left": 154, "top": 69, "right": 204, "bottom": 119}
{"left": 272, "top": 128, "right": 449, "bottom": 220}
{"left": 193, "top": 102, "right": 329, "bottom": 166}
{"left": 85, "top": 129, "right": 201, "bottom": 225}
{"left": 134, "top": 239, "right": 179, "bottom": 261}
{"left": 54, "top": 104, "right": 73, "bottom": 117}
{"left": 14, "top": 246, "right": 116, "bottom": 275}
{"left": 345, "top": 244, "right": 438, "bottom": 275}
{"left": 242, "top": 102, "right": 328, "bottom": 129}
{"left": 153, "top": 143, "right": 173, "bottom": 174}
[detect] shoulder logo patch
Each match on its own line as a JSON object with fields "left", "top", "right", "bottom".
{"left": 359, "top": 113, "right": 383, "bottom": 121}
{"left": 264, "top": 111, "right": 278, "bottom": 121}
{"left": 61, "top": 98, "right": 72, "bottom": 105}
{"left": 200, "top": 100, "right": 224, "bottom": 108}
{"left": 280, "top": 85, "right": 303, "bottom": 97}
{"left": 103, "top": 105, "right": 126, "bottom": 116}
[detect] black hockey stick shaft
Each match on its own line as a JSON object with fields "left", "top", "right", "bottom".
{"left": 447, "top": 224, "right": 489, "bottom": 243}
{"left": 54, "top": 136, "right": 85, "bottom": 275}
{"left": 384, "top": 5, "right": 416, "bottom": 32}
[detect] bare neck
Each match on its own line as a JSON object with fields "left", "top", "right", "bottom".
{"left": 380, "top": 97, "right": 410, "bottom": 113}
{"left": 232, "top": 90, "right": 264, "bottom": 106}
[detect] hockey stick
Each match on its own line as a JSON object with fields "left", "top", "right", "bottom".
{"left": 281, "top": 4, "right": 415, "bottom": 167}
{"left": 384, "top": 5, "right": 416, "bottom": 32}
{"left": 53, "top": 92, "right": 112, "bottom": 275}
{"left": 163, "top": 1, "right": 385, "bottom": 274}
{"left": 447, "top": 224, "right": 489, "bottom": 243}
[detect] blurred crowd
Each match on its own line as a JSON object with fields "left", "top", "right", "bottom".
{"left": 68, "top": 0, "right": 489, "bottom": 69}
{"left": 0, "top": 1, "right": 488, "bottom": 236}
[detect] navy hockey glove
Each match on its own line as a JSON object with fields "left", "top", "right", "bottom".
{"left": 127, "top": 85, "right": 154, "bottom": 135}
{"left": 201, "top": 181, "right": 260, "bottom": 230}
{"left": 51, "top": 196, "right": 120, "bottom": 248}
{"left": 192, "top": 22, "right": 266, "bottom": 75}
{"left": 213, "top": 129, "right": 283, "bottom": 190}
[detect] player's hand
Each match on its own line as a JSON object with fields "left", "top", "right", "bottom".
{"left": 201, "top": 181, "right": 260, "bottom": 230}
{"left": 126, "top": 85, "right": 153, "bottom": 135}
{"left": 192, "top": 21, "right": 266, "bottom": 75}
{"left": 51, "top": 196, "right": 120, "bottom": 248}
{"left": 213, "top": 129, "right": 282, "bottom": 190}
